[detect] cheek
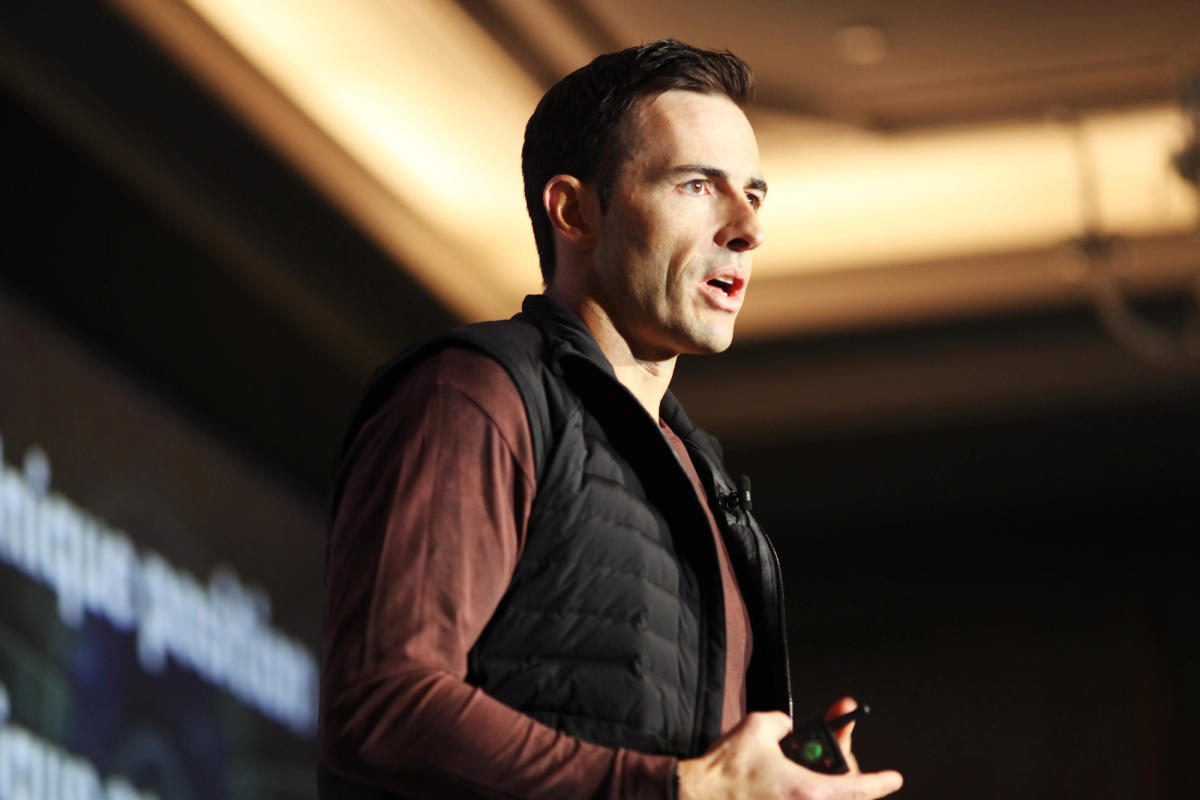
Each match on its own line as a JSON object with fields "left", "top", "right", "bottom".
{"left": 597, "top": 200, "right": 693, "bottom": 298}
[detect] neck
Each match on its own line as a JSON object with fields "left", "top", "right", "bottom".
{"left": 545, "top": 288, "right": 676, "bottom": 419}
{"left": 611, "top": 351, "right": 676, "bottom": 421}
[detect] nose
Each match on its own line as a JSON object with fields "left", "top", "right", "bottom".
{"left": 716, "top": 194, "right": 765, "bottom": 253}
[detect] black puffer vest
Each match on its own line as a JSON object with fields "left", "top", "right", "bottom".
{"left": 329, "top": 295, "right": 791, "bottom": 760}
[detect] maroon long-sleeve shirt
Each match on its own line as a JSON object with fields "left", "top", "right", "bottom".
{"left": 321, "top": 347, "right": 751, "bottom": 798}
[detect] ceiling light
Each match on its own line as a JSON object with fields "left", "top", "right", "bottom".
{"left": 833, "top": 24, "right": 888, "bottom": 67}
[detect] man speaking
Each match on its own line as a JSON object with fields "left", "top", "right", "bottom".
{"left": 319, "top": 38, "right": 903, "bottom": 800}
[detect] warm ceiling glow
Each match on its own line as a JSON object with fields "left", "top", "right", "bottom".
{"left": 114, "top": 0, "right": 1200, "bottom": 335}
{"left": 752, "top": 105, "right": 1197, "bottom": 278}
{"left": 170, "top": 0, "right": 547, "bottom": 319}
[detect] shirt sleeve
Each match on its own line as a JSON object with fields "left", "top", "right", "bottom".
{"left": 319, "top": 347, "right": 676, "bottom": 799}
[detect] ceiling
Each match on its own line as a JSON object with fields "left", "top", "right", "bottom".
{"left": 109, "top": 0, "right": 1200, "bottom": 340}
{"left": 2, "top": 0, "right": 1200, "bottom": 500}
{"left": 568, "top": 0, "right": 1198, "bottom": 127}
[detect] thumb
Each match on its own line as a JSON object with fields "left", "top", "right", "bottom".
{"left": 744, "top": 710, "right": 793, "bottom": 743}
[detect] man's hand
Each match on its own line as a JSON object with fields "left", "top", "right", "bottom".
{"left": 825, "top": 696, "right": 862, "bottom": 775}
{"left": 675, "top": 703, "right": 903, "bottom": 800}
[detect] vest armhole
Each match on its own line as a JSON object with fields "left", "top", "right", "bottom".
{"left": 327, "top": 317, "right": 550, "bottom": 539}
{"left": 438, "top": 321, "right": 551, "bottom": 488}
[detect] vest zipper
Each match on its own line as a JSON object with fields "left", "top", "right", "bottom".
{"left": 722, "top": 482, "right": 794, "bottom": 723}
{"left": 763, "top": 529, "right": 794, "bottom": 723}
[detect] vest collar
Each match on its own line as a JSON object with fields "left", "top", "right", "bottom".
{"left": 519, "top": 294, "right": 710, "bottom": 445}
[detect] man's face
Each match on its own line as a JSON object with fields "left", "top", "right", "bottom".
{"left": 589, "top": 89, "right": 766, "bottom": 360}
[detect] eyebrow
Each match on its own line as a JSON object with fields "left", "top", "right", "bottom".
{"left": 673, "top": 164, "right": 768, "bottom": 196}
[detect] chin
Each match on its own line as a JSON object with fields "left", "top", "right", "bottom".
{"left": 684, "top": 330, "right": 735, "bottom": 355}
{"left": 662, "top": 315, "right": 738, "bottom": 356}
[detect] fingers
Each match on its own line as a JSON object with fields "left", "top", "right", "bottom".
{"left": 677, "top": 711, "right": 813, "bottom": 800}
{"left": 681, "top": 712, "right": 902, "bottom": 800}
{"left": 789, "top": 766, "right": 904, "bottom": 800}
{"left": 826, "top": 696, "right": 859, "bottom": 772}
{"left": 825, "top": 696, "right": 858, "bottom": 727}
{"left": 842, "top": 769, "right": 904, "bottom": 800}
{"left": 682, "top": 709, "right": 902, "bottom": 800}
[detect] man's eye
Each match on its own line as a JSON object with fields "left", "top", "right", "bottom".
{"left": 682, "top": 179, "right": 709, "bottom": 195}
{"left": 746, "top": 193, "right": 763, "bottom": 210}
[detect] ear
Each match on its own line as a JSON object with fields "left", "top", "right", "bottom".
{"left": 543, "top": 174, "right": 599, "bottom": 252}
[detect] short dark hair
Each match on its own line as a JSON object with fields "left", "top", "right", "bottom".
{"left": 521, "top": 39, "right": 754, "bottom": 283}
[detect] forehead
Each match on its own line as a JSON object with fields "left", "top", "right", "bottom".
{"left": 622, "top": 89, "right": 761, "bottom": 176}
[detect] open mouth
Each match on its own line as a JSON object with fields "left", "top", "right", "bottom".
{"left": 705, "top": 274, "right": 744, "bottom": 298}
{"left": 700, "top": 272, "right": 746, "bottom": 312}
{"left": 707, "top": 277, "right": 736, "bottom": 295}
